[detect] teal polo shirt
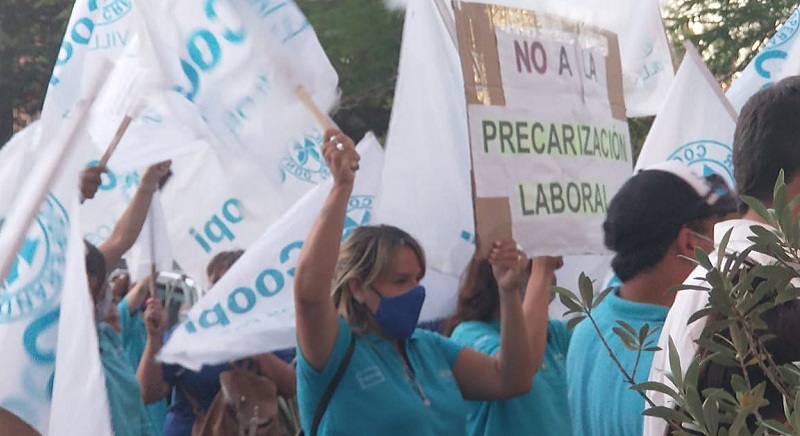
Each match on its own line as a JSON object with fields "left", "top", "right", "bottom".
{"left": 451, "top": 319, "right": 573, "bottom": 436}
{"left": 118, "top": 297, "right": 167, "bottom": 436}
{"left": 566, "top": 290, "right": 669, "bottom": 436}
{"left": 98, "top": 322, "right": 154, "bottom": 436}
{"left": 297, "top": 317, "right": 467, "bottom": 435}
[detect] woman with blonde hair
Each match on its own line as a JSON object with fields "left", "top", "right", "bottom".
{"left": 294, "top": 128, "right": 538, "bottom": 435}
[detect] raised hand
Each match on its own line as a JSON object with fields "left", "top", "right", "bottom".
{"left": 80, "top": 165, "right": 106, "bottom": 202}
{"left": 322, "top": 128, "right": 360, "bottom": 186}
{"left": 489, "top": 239, "right": 528, "bottom": 293}
{"left": 140, "top": 160, "right": 172, "bottom": 193}
{"left": 143, "top": 297, "right": 167, "bottom": 337}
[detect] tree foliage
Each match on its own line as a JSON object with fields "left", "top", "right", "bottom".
{"left": 0, "top": 0, "right": 72, "bottom": 144}
{"left": 297, "top": 0, "right": 403, "bottom": 142}
{"left": 665, "top": 0, "right": 798, "bottom": 85}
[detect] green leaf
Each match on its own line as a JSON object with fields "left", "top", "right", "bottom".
{"left": 716, "top": 228, "right": 733, "bottom": 270}
{"left": 612, "top": 327, "right": 638, "bottom": 351}
{"left": 740, "top": 195, "right": 773, "bottom": 224}
{"left": 693, "top": 247, "right": 713, "bottom": 271}
{"left": 565, "top": 315, "right": 585, "bottom": 331}
{"left": 667, "top": 338, "right": 684, "bottom": 388}
{"left": 641, "top": 405, "right": 693, "bottom": 423}
{"left": 638, "top": 324, "right": 650, "bottom": 343}
{"left": 616, "top": 320, "right": 638, "bottom": 338}
{"left": 631, "top": 381, "right": 680, "bottom": 400}
{"left": 591, "top": 286, "right": 614, "bottom": 309}
{"left": 702, "top": 396, "right": 720, "bottom": 435}
{"left": 578, "top": 273, "right": 594, "bottom": 308}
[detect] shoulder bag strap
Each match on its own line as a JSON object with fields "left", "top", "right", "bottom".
{"left": 176, "top": 381, "right": 205, "bottom": 417}
{"left": 310, "top": 334, "right": 356, "bottom": 436}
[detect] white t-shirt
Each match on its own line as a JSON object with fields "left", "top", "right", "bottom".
{"left": 643, "top": 219, "right": 776, "bottom": 436}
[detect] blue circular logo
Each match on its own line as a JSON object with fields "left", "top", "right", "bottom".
{"left": 280, "top": 132, "right": 330, "bottom": 184}
{"left": 766, "top": 9, "right": 800, "bottom": 49}
{"left": 88, "top": 0, "right": 132, "bottom": 26}
{"left": 0, "top": 195, "right": 69, "bottom": 323}
{"left": 667, "top": 140, "right": 734, "bottom": 184}
{"left": 342, "top": 195, "right": 374, "bottom": 241}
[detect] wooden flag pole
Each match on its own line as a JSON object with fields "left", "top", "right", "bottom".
{"left": 98, "top": 115, "right": 133, "bottom": 167}
{"left": 0, "top": 97, "right": 95, "bottom": 291}
{"left": 295, "top": 85, "right": 334, "bottom": 130}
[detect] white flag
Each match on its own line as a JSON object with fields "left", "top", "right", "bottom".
{"left": 0, "top": 122, "right": 111, "bottom": 434}
{"left": 374, "top": 0, "right": 475, "bottom": 279}
{"left": 125, "top": 191, "right": 174, "bottom": 282}
{"left": 132, "top": 0, "right": 340, "bottom": 286}
{"left": 726, "top": 6, "right": 800, "bottom": 111}
{"left": 636, "top": 42, "right": 738, "bottom": 188}
{"left": 159, "top": 134, "right": 384, "bottom": 369}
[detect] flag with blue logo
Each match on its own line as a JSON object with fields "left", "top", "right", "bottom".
{"left": 128, "top": 0, "right": 340, "bottom": 286}
{"left": 158, "top": 134, "right": 384, "bottom": 369}
{"left": 0, "top": 121, "right": 112, "bottom": 434}
{"left": 726, "top": 6, "right": 800, "bottom": 111}
{"left": 635, "top": 42, "right": 738, "bottom": 188}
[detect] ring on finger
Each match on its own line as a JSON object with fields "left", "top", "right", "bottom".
{"left": 329, "top": 135, "right": 344, "bottom": 151}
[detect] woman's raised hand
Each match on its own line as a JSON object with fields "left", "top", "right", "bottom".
{"left": 322, "top": 128, "right": 360, "bottom": 186}
{"left": 489, "top": 239, "right": 528, "bottom": 294}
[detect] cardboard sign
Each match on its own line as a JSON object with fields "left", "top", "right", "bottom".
{"left": 453, "top": 2, "right": 633, "bottom": 257}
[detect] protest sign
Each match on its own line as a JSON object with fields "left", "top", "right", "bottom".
{"left": 159, "top": 134, "right": 384, "bottom": 369}
{"left": 0, "top": 121, "right": 111, "bottom": 434}
{"left": 453, "top": 2, "right": 633, "bottom": 257}
{"left": 636, "top": 42, "right": 738, "bottom": 187}
{"left": 456, "top": 0, "right": 674, "bottom": 117}
{"left": 726, "top": 6, "right": 800, "bottom": 111}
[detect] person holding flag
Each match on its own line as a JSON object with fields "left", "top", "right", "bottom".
{"left": 293, "top": 128, "right": 538, "bottom": 435}
{"left": 82, "top": 160, "right": 171, "bottom": 436}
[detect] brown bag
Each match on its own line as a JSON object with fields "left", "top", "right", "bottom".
{"left": 179, "top": 361, "right": 281, "bottom": 436}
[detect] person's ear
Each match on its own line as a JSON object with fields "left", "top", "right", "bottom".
{"left": 348, "top": 278, "right": 366, "bottom": 303}
{"left": 675, "top": 225, "right": 696, "bottom": 259}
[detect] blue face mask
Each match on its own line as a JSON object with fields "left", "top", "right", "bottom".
{"left": 370, "top": 285, "right": 426, "bottom": 339}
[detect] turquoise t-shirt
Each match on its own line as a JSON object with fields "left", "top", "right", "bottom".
{"left": 297, "top": 317, "right": 467, "bottom": 435}
{"left": 566, "top": 290, "right": 669, "bottom": 436}
{"left": 450, "top": 318, "right": 573, "bottom": 436}
{"left": 118, "top": 297, "right": 167, "bottom": 436}
{"left": 98, "top": 322, "right": 154, "bottom": 436}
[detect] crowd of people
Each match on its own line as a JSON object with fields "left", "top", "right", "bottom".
{"left": 67, "top": 75, "right": 800, "bottom": 436}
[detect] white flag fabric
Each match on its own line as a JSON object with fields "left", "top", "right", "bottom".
{"left": 125, "top": 191, "right": 174, "bottom": 282}
{"left": 374, "top": 0, "right": 475, "bottom": 280}
{"left": 635, "top": 42, "right": 738, "bottom": 188}
{"left": 726, "top": 6, "right": 800, "bottom": 111}
{"left": 456, "top": 0, "right": 675, "bottom": 116}
{"left": 0, "top": 123, "right": 111, "bottom": 434}
{"left": 131, "top": 0, "right": 339, "bottom": 286}
{"left": 159, "top": 134, "right": 385, "bottom": 369}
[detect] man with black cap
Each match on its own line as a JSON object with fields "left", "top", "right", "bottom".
{"left": 644, "top": 75, "right": 800, "bottom": 435}
{"left": 566, "top": 160, "right": 737, "bottom": 436}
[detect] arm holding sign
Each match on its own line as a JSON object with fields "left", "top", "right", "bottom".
{"left": 96, "top": 161, "right": 171, "bottom": 271}
{"left": 523, "top": 256, "right": 562, "bottom": 375}
{"left": 451, "top": 241, "right": 537, "bottom": 400}
{"left": 293, "top": 128, "right": 359, "bottom": 371}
